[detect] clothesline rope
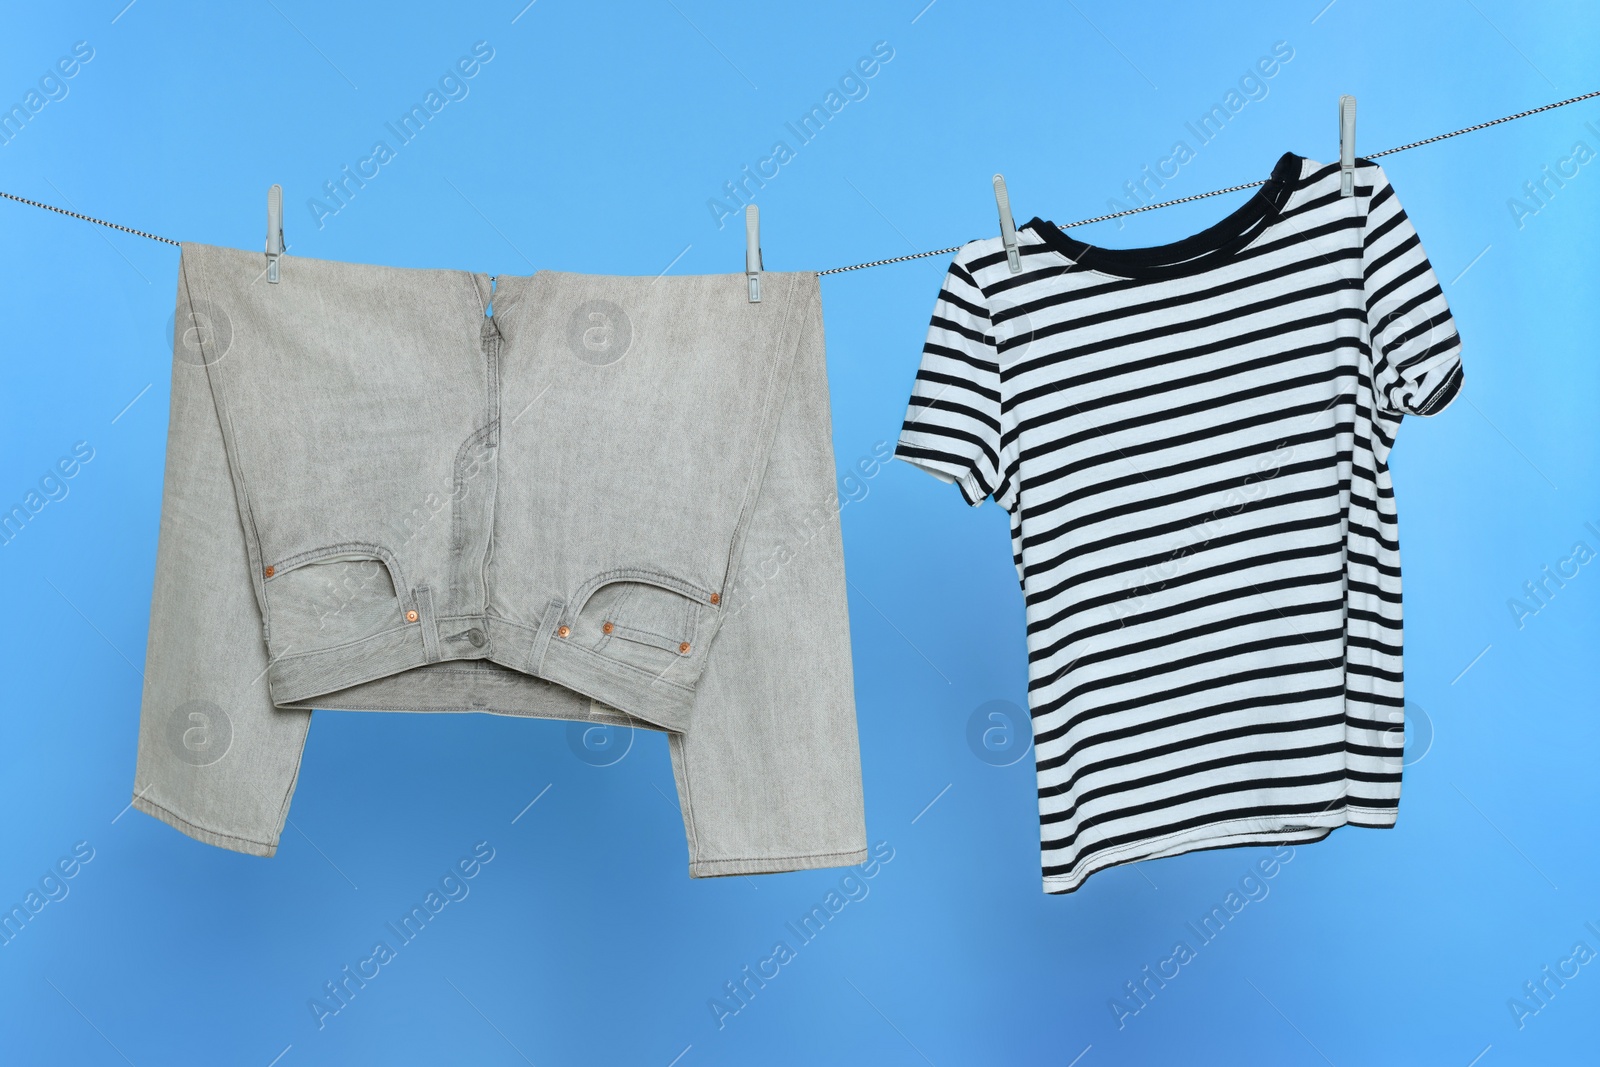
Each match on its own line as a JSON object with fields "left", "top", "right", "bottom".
{"left": 818, "top": 88, "right": 1600, "bottom": 274}
{"left": 3, "top": 89, "right": 1596, "bottom": 273}
{"left": 0, "top": 188, "right": 182, "bottom": 246}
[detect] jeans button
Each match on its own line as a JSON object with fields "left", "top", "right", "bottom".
{"left": 467, "top": 628, "right": 486, "bottom": 647}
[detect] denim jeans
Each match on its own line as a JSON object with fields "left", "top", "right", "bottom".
{"left": 132, "top": 242, "right": 867, "bottom": 877}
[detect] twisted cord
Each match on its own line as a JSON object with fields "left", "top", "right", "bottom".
{"left": 818, "top": 88, "right": 1600, "bottom": 275}
{"left": 4, "top": 90, "right": 1597, "bottom": 271}
{"left": 0, "top": 189, "right": 181, "bottom": 246}
{"left": 1368, "top": 88, "right": 1600, "bottom": 157}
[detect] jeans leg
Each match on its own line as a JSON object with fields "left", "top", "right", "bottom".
{"left": 131, "top": 249, "right": 311, "bottom": 857}
{"left": 668, "top": 279, "right": 868, "bottom": 877}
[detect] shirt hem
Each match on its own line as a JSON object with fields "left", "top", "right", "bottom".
{"left": 1041, "top": 806, "right": 1396, "bottom": 894}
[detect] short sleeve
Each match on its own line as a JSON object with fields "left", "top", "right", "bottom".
{"left": 1362, "top": 164, "right": 1465, "bottom": 417}
{"left": 894, "top": 250, "right": 1007, "bottom": 507}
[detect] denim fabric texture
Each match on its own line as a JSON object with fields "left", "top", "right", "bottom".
{"left": 131, "top": 242, "right": 868, "bottom": 877}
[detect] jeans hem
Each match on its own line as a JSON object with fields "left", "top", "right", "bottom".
{"left": 689, "top": 846, "right": 868, "bottom": 878}
{"left": 131, "top": 794, "right": 278, "bottom": 857}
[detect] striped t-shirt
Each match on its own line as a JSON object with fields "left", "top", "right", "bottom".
{"left": 896, "top": 153, "right": 1464, "bottom": 894}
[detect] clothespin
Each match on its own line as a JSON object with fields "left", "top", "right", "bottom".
{"left": 266, "top": 184, "right": 284, "bottom": 283}
{"left": 993, "top": 174, "right": 1020, "bottom": 273}
{"left": 745, "top": 204, "right": 762, "bottom": 302}
{"left": 1339, "top": 96, "right": 1357, "bottom": 197}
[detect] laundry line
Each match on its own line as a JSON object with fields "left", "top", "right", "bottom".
{"left": 2, "top": 89, "right": 1597, "bottom": 275}
{"left": 818, "top": 88, "right": 1600, "bottom": 274}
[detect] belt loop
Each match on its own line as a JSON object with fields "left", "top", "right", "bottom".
{"left": 415, "top": 585, "right": 442, "bottom": 663}
{"left": 526, "top": 596, "right": 567, "bottom": 676}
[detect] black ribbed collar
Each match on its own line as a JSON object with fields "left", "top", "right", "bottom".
{"left": 1023, "top": 151, "right": 1305, "bottom": 281}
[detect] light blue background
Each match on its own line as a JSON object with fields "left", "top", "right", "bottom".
{"left": 1, "top": 2, "right": 1596, "bottom": 1064}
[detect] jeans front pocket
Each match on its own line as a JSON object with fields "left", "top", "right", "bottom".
{"left": 572, "top": 576, "right": 705, "bottom": 678}
{"left": 263, "top": 550, "right": 405, "bottom": 651}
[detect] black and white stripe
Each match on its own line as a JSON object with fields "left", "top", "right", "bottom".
{"left": 897, "top": 154, "right": 1463, "bottom": 893}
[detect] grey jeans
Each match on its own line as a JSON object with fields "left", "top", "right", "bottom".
{"left": 132, "top": 242, "right": 867, "bottom": 877}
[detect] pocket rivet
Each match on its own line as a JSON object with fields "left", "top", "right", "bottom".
{"left": 557, "top": 625, "right": 571, "bottom": 639}
{"left": 709, "top": 593, "right": 720, "bottom": 605}
{"left": 678, "top": 642, "right": 691, "bottom": 654}
{"left": 405, "top": 609, "right": 419, "bottom": 623}
{"left": 602, "top": 622, "right": 614, "bottom": 634}
{"left": 263, "top": 566, "right": 275, "bottom": 578}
